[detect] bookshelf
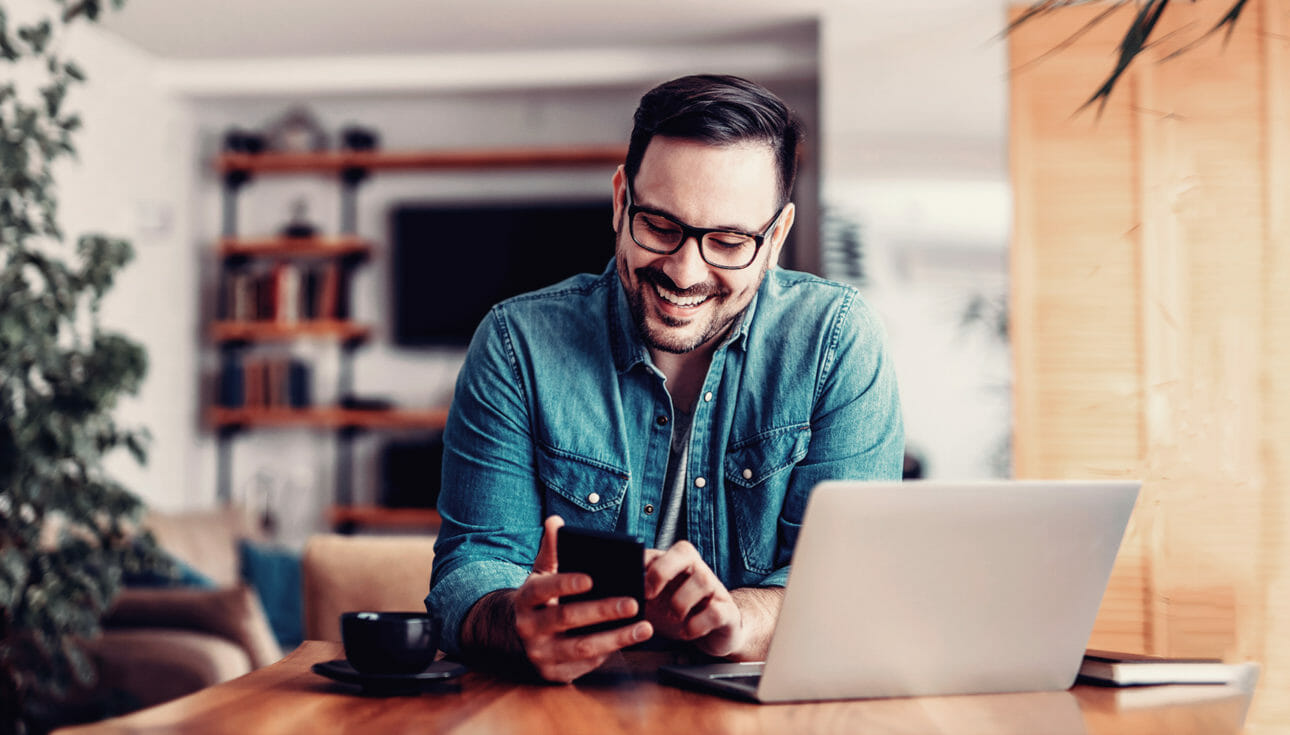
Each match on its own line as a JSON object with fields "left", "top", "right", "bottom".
{"left": 212, "top": 320, "right": 371, "bottom": 344}
{"left": 215, "top": 145, "right": 625, "bottom": 174}
{"left": 219, "top": 235, "right": 372, "bottom": 259}
{"left": 210, "top": 142, "right": 622, "bottom": 531}
{"left": 209, "top": 406, "right": 449, "bottom": 430}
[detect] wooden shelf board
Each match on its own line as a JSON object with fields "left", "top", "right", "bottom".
{"left": 210, "top": 406, "right": 449, "bottom": 430}
{"left": 219, "top": 235, "right": 371, "bottom": 259}
{"left": 216, "top": 144, "right": 626, "bottom": 174}
{"left": 211, "top": 320, "right": 371, "bottom": 343}
{"left": 328, "top": 506, "right": 442, "bottom": 529}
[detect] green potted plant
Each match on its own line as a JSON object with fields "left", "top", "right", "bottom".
{"left": 0, "top": 2, "right": 167, "bottom": 732}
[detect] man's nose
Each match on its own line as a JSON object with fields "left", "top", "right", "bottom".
{"left": 661, "top": 236, "right": 709, "bottom": 290}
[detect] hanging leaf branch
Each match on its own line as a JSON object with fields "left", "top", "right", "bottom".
{"left": 1008, "top": 0, "right": 1251, "bottom": 113}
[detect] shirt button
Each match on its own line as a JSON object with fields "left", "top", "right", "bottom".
{"left": 704, "top": 392, "right": 713, "bottom": 402}
{"left": 587, "top": 492, "right": 600, "bottom": 504}
{"left": 694, "top": 477, "right": 706, "bottom": 488}
{"left": 742, "top": 468, "right": 753, "bottom": 480}
{"left": 656, "top": 415, "right": 669, "bottom": 426}
{"left": 644, "top": 504, "right": 655, "bottom": 515}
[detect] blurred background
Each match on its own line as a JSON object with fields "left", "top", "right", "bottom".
{"left": 49, "top": 0, "right": 1012, "bottom": 537}
{"left": 15, "top": 0, "right": 1289, "bottom": 730}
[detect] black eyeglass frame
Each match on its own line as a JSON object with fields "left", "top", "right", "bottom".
{"left": 624, "top": 185, "right": 787, "bottom": 271}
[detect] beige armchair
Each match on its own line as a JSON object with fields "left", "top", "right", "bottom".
{"left": 301, "top": 533, "right": 437, "bottom": 642}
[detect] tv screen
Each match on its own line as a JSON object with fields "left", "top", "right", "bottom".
{"left": 391, "top": 200, "right": 615, "bottom": 346}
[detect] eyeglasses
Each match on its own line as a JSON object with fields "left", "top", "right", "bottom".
{"left": 624, "top": 185, "right": 785, "bottom": 270}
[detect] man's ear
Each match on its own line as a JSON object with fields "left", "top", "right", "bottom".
{"left": 611, "top": 165, "right": 627, "bottom": 234}
{"left": 767, "top": 202, "right": 796, "bottom": 265}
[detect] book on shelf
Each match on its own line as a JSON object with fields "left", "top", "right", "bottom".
{"left": 301, "top": 266, "right": 321, "bottom": 320}
{"left": 274, "top": 262, "right": 301, "bottom": 323}
{"left": 218, "top": 355, "right": 312, "bottom": 410}
{"left": 220, "top": 271, "right": 254, "bottom": 321}
{"left": 218, "top": 353, "right": 244, "bottom": 407}
{"left": 1078, "top": 650, "right": 1254, "bottom": 687}
{"left": 221, "top": 262, "right": 348, "bottom": 325}
{"left": 335, "top": 263, "right": 351, "bottom": 320}
{"left": 266, "top": 357, "right": 287, "bottom": 406}
{"left": 255, "top": 359, "right": 266, "bottom": 406}
{"left": 314, "top": 262, "right": 350, "bottom": 320}
{"left": 287, "top": 359, "right": 311, "bottom": 407}
{"left": 243, "top": 357, "right": 265, "bottom": 407}
{"left": 253, "top": 272, "right": 270, "bottom": 321}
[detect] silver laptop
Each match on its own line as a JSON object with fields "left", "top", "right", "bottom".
{"left": 659, "top": 480, "right": 1140, "bottom": 703}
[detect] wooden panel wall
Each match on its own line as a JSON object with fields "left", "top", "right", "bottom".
{"left": 1009, "top": 2, "right": 1290, "bottom": 731}
{"left": 1010, "top": 1, "right": 1149, "bottom": 656}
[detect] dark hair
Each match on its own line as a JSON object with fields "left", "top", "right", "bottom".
{"left": 625, "top": 74, "right": 804, "bottom": 206}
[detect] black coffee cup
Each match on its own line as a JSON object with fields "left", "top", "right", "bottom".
{"left": 340, "top": 611, "right": 437, "bottom": 675}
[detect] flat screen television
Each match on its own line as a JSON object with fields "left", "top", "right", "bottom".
{"left": 391, "top": 200, "right": 616, "bottom": 346}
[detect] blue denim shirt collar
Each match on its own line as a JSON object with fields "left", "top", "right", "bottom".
{"left": 608, "top": 257, "right": 758, "bottom": 375}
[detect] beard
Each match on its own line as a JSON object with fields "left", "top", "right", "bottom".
{"left": 617, "top": 254, "right": 767, "bottom": 355}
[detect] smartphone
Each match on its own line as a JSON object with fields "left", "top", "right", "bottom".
{"left": 556, "top": 525, "right": 646, "bottom": 635}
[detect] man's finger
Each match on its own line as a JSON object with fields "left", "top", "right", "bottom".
{"left": 514, "top": 571, "right": 590, "bottom": 610}
{"left": 550, "top": 619, "right": 653, "bottom": 662}
{"left": 680, "top": 598, "right": 731, "bottom": 640}
{"left": 533, "top": 515, "right": 565, "bottom": 575}
{"left": 644, "top": 541, "right": 701, "bottom": 598}
{"left": 667, "top": 569, "right": 720, "bottom": 618}
{"left": 535, "top": 596, "right": 639, "bottom": 635}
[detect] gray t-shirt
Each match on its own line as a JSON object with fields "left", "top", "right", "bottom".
{"left": 654, "top": 406, "right": 693, "bottom": 549}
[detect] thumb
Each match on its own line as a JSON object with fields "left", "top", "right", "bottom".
{"left": 532, "top": 515, "right": 564, "bottom": 574}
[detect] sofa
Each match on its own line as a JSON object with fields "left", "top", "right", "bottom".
{"left": 71, "top": 515, "right": 438, "bottom": 723}
{"left": 82, "top": 507, "right": 282, "bottom": 712}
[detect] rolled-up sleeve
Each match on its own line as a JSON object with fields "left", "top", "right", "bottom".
{"left": 428, "top": 561, "right": 529, "bottom": 657}
{"left": 756, "top": 566, "right": 791, "bottom": 588}
{"left": 427, "top": 307, "right": 544, "bottom": 656}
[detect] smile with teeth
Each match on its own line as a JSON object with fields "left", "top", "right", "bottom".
{"left": 654, "top": 284, "right": 711, "bottom": 308}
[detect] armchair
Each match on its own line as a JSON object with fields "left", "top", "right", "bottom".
{"left": 300, "top": 533, "right": 437, "bottom": 642}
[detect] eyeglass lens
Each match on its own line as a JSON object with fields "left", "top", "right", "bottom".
{"left": 630, "top": 212, "right": 757, "bottom": 269}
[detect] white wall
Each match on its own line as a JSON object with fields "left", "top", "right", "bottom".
{"left": 11, "top": 3, "right": 200, "bottom": 512}
{"left": 830, "top": 180, "right": 1011, "bottom": 479}
{"left": 820, "top": 5, "right": 1011, "bottom": 479}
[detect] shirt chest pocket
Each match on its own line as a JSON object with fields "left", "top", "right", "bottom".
{"left": 536, "top": 444, "right": 629, "bottom": 533}
{"left": 723, "top": 425, "right": 811, "bottom": 575}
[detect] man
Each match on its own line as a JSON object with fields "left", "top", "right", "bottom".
{"left": 427, "top": 74, "right": 903, "bottom": 683}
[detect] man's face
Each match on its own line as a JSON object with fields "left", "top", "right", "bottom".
{"left": 612, "top": 136, "right": 794, "bottom": 355}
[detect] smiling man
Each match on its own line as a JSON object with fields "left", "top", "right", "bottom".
{"left": 427, "top": 75, "right": 904, "bottom": 683}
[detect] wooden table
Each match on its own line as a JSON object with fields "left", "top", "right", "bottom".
{"left": 56, "top": 641, "right": 1256, "bottom": 735}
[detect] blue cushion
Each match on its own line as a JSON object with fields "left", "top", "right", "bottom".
{"left": 238, "top": 539, "right": 303, "bottom": 650}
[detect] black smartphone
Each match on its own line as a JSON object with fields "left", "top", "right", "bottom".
{"left": 556, "top": 525, "right": 646, "bottom": 635}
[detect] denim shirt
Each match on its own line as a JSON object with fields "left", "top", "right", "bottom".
{"left": 427, "top": 259, "right": 904, "bottom": 655}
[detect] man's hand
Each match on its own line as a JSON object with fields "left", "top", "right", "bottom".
{"left": 462, "top": 516, "right": 653, "bottom": 683}
{"left": 643, "top": 541, "right": 784, "bottom": 660}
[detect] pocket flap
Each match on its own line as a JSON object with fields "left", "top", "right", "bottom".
{"left": 536, "top": 444, "right": 629, "bottom": 512}
{"left": 724, "top": 425, "right": 811, "bottom": 488}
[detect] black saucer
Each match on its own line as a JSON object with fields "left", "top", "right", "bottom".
{"left": 311, "top": 659, "right": 467, "bottom": 696}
